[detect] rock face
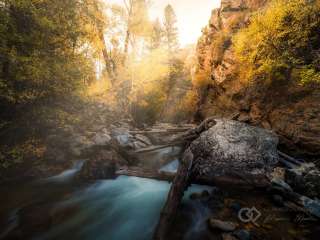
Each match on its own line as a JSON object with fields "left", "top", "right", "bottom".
{"left": 189, "top": 119, "right": 279, "bottom": 177}
{"left": 195, "top": 0, "right": 320, "bottom": 157}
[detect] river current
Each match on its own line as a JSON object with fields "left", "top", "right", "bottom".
{"left": 0, "top": 150, "right": 212, "bottom": 240}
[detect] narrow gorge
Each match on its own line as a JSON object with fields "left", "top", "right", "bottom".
{"left": 0, "top": 1, "right": 319, "bottom": 240}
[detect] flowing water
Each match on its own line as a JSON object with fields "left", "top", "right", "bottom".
{"left": 0, "top": 148, "right": 212, "bottom": 240}
{"left": 160, "top": 160, "right": 180, "bottom": 173}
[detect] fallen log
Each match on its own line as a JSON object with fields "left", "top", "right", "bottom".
{"left": 279, "top": 158, "right": 298, "bottom": 169}
{"left": 269, "top": 185, "right": 320, "bottom": 219}
{"left": 278, "top": 151, "right": 304, "bottom": 166}
{"left": 129, "top": 128, "right": 192, "bottom": 134}
{"left": 153, "top": 148, "right": 194, "bottom": 240}
{"left": 116, "top": 167, "right": 176, "bottom": 181}
{"left": 116, "top": 166, "right": 320, "bottom": 222}
{"left": 134, "top": 142, "right": 184, "bottom": 153}
{"left": 171, "top": 117, "right": 217, "bottom": 144}
{"left": 116, "top": 167, "right": 270, "bottom": 189}
{"left": 134, "top": 118, "right": 217, "bottom": 155}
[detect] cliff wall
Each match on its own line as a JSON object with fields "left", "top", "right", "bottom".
{"left": 195, "top": 0, "right": 320, "bottom": 157}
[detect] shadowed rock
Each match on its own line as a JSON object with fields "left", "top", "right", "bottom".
{"left": 79, "top": 150, "right": 126, "bottom": 180}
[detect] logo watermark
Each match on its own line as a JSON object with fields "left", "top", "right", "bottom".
{"left": 238, "top": 207, "right": 261, "bottom": 225}
{"left": 238, "top": 206, "right": 317, "bottom": 225}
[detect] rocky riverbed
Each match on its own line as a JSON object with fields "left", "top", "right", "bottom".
{"left": 1, "top": 101, "right": 319, "bottom": 240}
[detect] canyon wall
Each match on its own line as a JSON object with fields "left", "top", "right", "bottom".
{"left": 195, "top": 0, "right": 320, "bottom": 157}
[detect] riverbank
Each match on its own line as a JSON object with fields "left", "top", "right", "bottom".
{"left": 1, "top": 101, "right": 319, "bottom": 240}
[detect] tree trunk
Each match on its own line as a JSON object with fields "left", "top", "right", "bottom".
{"left": 153, "top": 148, "right": 194, "bottom": 240}
{"left": 93, "top": 1, "right": 116, "bottom": 84}
{"left": 123, "top": 30, "right": 130, "bottom": 64}
{"left": 116, "top": 167, "right": 270, "bottom": 189}
{"left": 97, "top": 28, "right": 116, "bottom": 84}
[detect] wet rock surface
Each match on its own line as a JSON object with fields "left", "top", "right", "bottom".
{"left": 79, "top": 150, "right": 125, "bottom": 180}
{"left": 171, "top": 185, "right": 319, "bottom": 240}
{"left": 208, "top": 218, "right": 238, "bottom": 232}
{"left": 286, "top": 163, "right": 320, "bottom": 199}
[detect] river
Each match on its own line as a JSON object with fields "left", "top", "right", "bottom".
{"left": 0, "top": 149, "right": 212, "bottom": 240}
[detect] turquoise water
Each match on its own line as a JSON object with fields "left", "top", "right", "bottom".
{"left": 0, "top": 160, "right": 212, "bottom": 240}
{"left": 37, "top": 176, "right": 171, "bottom": 240}
{"left": 160, "top": 160, "right": 180, "bottom": 173}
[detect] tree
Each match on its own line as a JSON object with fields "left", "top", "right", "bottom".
{"left": 89, "top": 0, "right": 117, "bottom": 83}
{"left": 123, "top": 0, "right": 150, "bottom": 63}
{"left": 160, "top": 4, "right": 180, "bottom": 117}
{"left": 0, "top": 0, "right": 102, "bottom": 119}
{"left": 163, "top": 4, "right": 179, "bottom": 54}
{"left": 147, "top": 18, "right": 163, "bottom": 51}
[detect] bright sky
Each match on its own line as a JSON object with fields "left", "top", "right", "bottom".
{"left": 107, "top": 0, "right": 221, "bottom": 46}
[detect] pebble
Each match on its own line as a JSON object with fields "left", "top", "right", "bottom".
{"left": 208, "top": 218, "right": 238, "bottom": 232}
{"left": 222, "top": 233, "right": 238, "bottom": 240}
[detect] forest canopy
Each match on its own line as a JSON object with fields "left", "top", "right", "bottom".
{"left": 0, "top": 0, "right": 104, "bottom": 110}
{"left": 0, "top": 0, "right": 194, "bottom": 124}
{"left": 0, "top": 0, "right": 196, "bottom": 171}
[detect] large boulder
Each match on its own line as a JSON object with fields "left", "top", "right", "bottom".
{"left": 189, "top": 119, "right": 279, "bottom": 177}
{"left": 91, "top": 131, "right": 112, "bottom": 146}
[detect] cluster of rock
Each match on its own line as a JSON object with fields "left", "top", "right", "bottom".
{"left": 188, "top": 188, "right": 252, "bottom": 240}
{"left": 79, "top": 149, "right": 122, "bottom": 180}
{"left": 286, "top": 163, "right": 320, "bottom": 199}
{"left": 187, "top": 176, "right": 318, "bottom": 240}
{"left": 209, "top": 218, "right": 250, "bottom": 240}
{"left": 40, "top": 103, "right": 156, "bottom": 179}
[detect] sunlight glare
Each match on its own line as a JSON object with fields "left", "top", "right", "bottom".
{"left": 107, "top": 0, "right": 221, "bottom": 46}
